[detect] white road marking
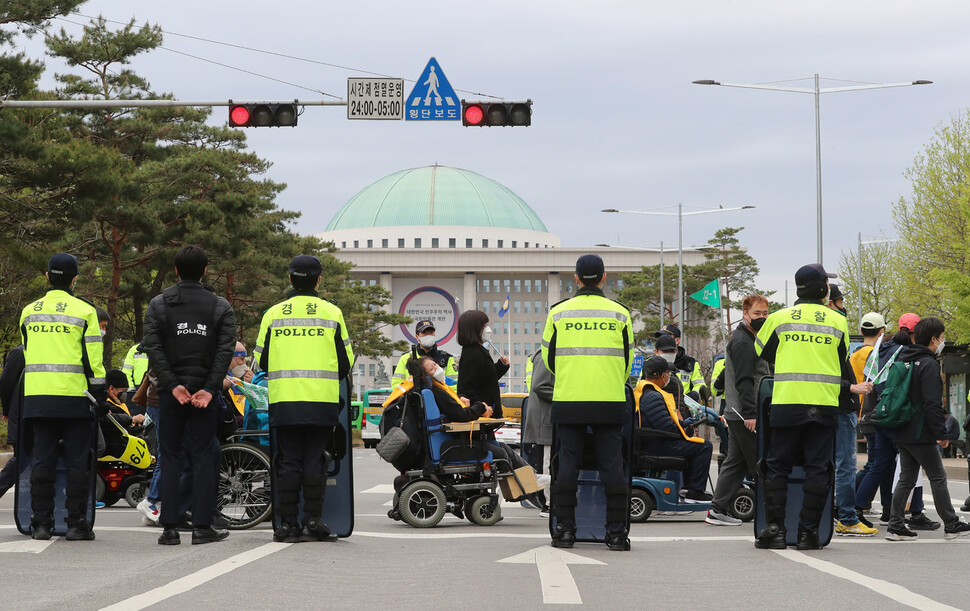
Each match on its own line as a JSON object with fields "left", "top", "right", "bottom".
{"left": 360, "top": 484, "right": 396, "bottom": 494}
{"left": 497, "top": 546, "right": 604, "bottom": 605}
{"left": 99, "top": 542, "right": 290, "bottom": 611}
{"left": 772, "top": 548, "right": 961, "bottom": 610}
{"left": 0, "top": 539, "right": 54, "bottom": 553}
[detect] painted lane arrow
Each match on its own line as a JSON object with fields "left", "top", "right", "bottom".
{"left": 497, "top": 546, "right": 605, "bottom": 605}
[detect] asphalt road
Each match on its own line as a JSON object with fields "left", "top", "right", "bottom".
{"left": 2, "top": 448, "right": 970, "bottom": 610}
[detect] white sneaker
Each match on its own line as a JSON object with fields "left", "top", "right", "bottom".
{"left": 137, "top": 499, "right": 160, "bottom": 525}
{"left": 705, "top": 508, "right": 742, "bottom": 526}
{"left": 535, "top": 474, "right": 551, "bottom": 490}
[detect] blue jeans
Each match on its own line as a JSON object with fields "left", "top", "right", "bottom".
{"left": 835, "top": 412, "right": 859, "bottom": 524}
{"left": 146, "top": 404, "right": 162, "bottom": 504}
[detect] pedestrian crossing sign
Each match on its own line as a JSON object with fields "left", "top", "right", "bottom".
{"left": 405, "top": 57, "right": 460, "bottom": 121}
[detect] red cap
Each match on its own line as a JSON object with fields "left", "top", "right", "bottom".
{"left": 898, "top": 313, "right": 920, "bottom": 332}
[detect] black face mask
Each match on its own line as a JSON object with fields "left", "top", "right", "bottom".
{"left": 748, "top": 317, "right": 767, "bottom": 331}
{"left": 117, "top": 392, "right": 128, "bottom": 404}
{"left": 835, "top": 307, "right": 847, "bottom": 317}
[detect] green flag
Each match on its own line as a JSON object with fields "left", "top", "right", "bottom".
{"left": 690, "top": 279, "right": 721, "bottom": 309}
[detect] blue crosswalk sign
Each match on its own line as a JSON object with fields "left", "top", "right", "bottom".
{"left": 630, "top": 354, "right": 645, "bottom": 379}
{"left": 405, "top": 57, "right": 460, "bottom": 121}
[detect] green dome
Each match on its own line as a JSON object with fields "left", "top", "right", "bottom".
{"left": 325, "top": 166, "right": 548, "bottom": 232}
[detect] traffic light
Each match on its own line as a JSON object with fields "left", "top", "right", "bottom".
{"left": 228, "top": 103, "right": 298, "bottom": 127}
{"left": 461, "top": 100, "right": 531, "bottom": 127}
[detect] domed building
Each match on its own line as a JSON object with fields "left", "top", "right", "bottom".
{"left": 317, "top": 165, "right": 710, "bottom": 395}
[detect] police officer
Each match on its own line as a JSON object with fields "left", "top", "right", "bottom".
{"left": 142, "top": 245, "right": 237, "bottom": 546}
{"left": 122, "top": 343, "right": 149, "bottom": 390}
{"left": 390, "top": 320, "right": 458, "bottom": 389}
{"left": 656, "top": 324, "right": 709, "bottom": 404}
{"left": 754, "top": 263, "right": 862, "bottom": 550}
{"left": 19, "top": 253, "right": 106, "bottom": 541}
{"left": 543, "top": 254, "right": 633, "bottom": 551}
{"left": 254, "top": 255, "right": 354, "bottom": 543}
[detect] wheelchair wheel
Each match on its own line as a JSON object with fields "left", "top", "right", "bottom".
{"left": 218, "top": 443, "right": 272, "bottom": 530}
{"left": 466, "top": 496, "right": 502, "bottom": 526}
{"left": 398, "top": 480, "right": 446, "bottom": 528}
{"left": 124, "top": 481, "right": 147, "bottom": 508}
{"left": 630, "top": 488, "right": 655, "bottom": 523}
{"left": 731, "top": 488, "right": 756, "bottom": 522}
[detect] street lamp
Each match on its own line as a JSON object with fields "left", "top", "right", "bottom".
{"left": 693, "top": 75, "right": 932, "bottom": 265}
{"left": 602, "top": 204, "right": 754, "bottom": 351}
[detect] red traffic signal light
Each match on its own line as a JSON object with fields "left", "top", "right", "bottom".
{"left": 228, "top": 103, "right": 299, "bottom": 128}
{"left": 461, "top": 100, "right": 531, "bottom": 127}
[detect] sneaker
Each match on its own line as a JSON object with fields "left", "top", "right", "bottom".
{"left": 535, "top": 474, "right": 551, "bottom": 490}
{"left": 855, "top": 509, "right": 874, "bottom": 529}
{"left": 907, "top": 513, "right": 942, "bottom": 531}
{"left": 885, "top": 525, "right": 918, "bottom": 541}
{"left": 836, "top": 521, "right": 877, "bottom": 537}
{"left": 684, "top": 490, "right": 713, "bottom": 504}
{"left": 142, "top": 515, "right": 161, "bottom": 527}
{"left": 879, "top": 510, "right": 890, "bottom": 526}
{"left": 539, "top": 505, "right": 550, "bottom": 519}
{"left": 944, "top": 520, "right": 970, "bottom": 540}
{"left": 705, "top": 508, "right": 742, "bottom": 526}
{"left": 137, "top": 499, "right": 161, "bottom": 525}
{"left": 95, "top": 502, "right": 105, "bottom": 509}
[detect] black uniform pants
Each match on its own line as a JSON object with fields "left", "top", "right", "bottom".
{"left": 276, "top": 425, "right": 331, "bottom": 481}
{"left": 30, "top": 417, "right": 94, "bottom": 519}
{"left": 158, "top": 391, "right": 219, "bottom": 528}
{"left": 556, "top": 423, "right": 625, "bottom": 529}
{"left": 766, "top": 422, "right": 834, "bottom": 529}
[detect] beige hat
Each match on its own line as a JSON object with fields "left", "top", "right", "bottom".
{"left": 861, "top": 312, "right": 886, "bottom": 330}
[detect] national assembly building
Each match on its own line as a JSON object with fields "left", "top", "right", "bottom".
{"left": 317, "top": 165, "right": 710, "bottom": 395}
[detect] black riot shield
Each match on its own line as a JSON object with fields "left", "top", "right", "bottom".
{"left": 270, "top": 378, "right": 354, "bottom": 537}
{"left": 549, "top": 386, "right": 634, "bottom": 543}
{"left": 15, "top": 416, "right": 99, "bottom": 536}
{"left": 755, "top": 376, "right": 835, "bottom": 547}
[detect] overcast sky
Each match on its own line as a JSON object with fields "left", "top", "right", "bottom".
{"left": 16, "top": 0, "right": 970, "bottom": 301}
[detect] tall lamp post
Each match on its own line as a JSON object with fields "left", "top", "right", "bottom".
{"left": 602, "top": 204, "right": 754, "bottom": 351}
{"left": 692, "top": 75, "right": 931, "bottom": 265}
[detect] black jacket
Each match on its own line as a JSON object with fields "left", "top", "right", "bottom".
{"left": 429, "top": 382, "right": 487, "bottom": 423}
{"left": 0, "top": 345, "right": 25, "bottom": 446}
{"left": 457, "top": 343, "right": 509, "bottom": 419}
{"left": 723, "top": 322, "right": 770, "bottom": 421}
{"left": 895, "top": 344, "right": 946, "bottom": 445}
{"left": 141, "top": 281, "right": 236, "bottom": 394}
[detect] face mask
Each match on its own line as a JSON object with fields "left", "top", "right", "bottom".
{"left": 117, "top": 392, "right": 128, "bottom": 404}
{"left": 432, "top": 367, "right": 446, "bottom": 383}
{"left": 661, "top": 353, "right": 676, "bottom": 364}
{"left": 100, "top": 329, "right": 107, "bottom": 337}
{"left": 935, "top": 340, "right": 945, "bottom": 355}
{"left": 419, "top": 334, "right": 437, "bottom": 348}
{"left": 481, "top": 326, "right": 493, "bottom": 343}
{"left": 836, "top": 307, "right": 847, "bottom": 317}
{"left": 749, "top": 317, "right": 767, "bottom": 331}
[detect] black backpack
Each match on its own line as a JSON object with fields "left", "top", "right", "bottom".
{"left": 379, "top": 392, "right": 426, "bottom": 471}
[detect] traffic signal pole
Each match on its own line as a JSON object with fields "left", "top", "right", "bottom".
{"left": 0, "top": 99, "right": 345, "bottom": 109}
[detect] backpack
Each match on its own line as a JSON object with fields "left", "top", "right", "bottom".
{"left": 871, "top": 359, "right": 915, "bottom": 428}
{"left": 379, "top": 392, "right": 426, "bottom": 471}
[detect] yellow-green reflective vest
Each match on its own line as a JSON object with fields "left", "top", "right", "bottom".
{"left": 755, "top": 301, "right": 849, "bottom": 410}
{"left": 122, "top": 344, "right": 149, "bottom": 388}
{"left": 542, "top": 291, "right": 633, "bottom": 420}
{"left": 254, "top": 294, "right": 354, "bottom": 416}
{"left": 20, "top": 288, "right": 106, "bottom": 417}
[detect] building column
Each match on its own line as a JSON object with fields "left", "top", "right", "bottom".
{"left": 463, "top": 272, "right": 476, "bottom": 314}
{"left": 380, "top": 272, "right": 394, "bottom": 341}
{"left": 547, "top": 271, "right": 560, "bottom": 306}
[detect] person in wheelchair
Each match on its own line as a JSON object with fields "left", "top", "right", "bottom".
{"left": 634, "top": 356, "right": 713, "bottom": 503}
{"left": 102, "top": 369, "right": 146, "bottom": 435}
{"left": 407, "top": 357, "right": 550, "bottom": 491}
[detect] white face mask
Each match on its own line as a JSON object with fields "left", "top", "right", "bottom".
{"left": 935, "top": 340, "right": 945, "bottom": 355}
{"left": 481, "top": 326, "right": 493, "bottom": 343}
{"left": 661, "top": 353, "right": 676, "bottom": 364}
{"left": 100, "top": 329, "right": 106, "bottom": 337}
{"left": 432, "top": 366, "right": 446, "bottom": 383}
{"left": 419, "top": 334, "right": 436, "bottom": 348}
